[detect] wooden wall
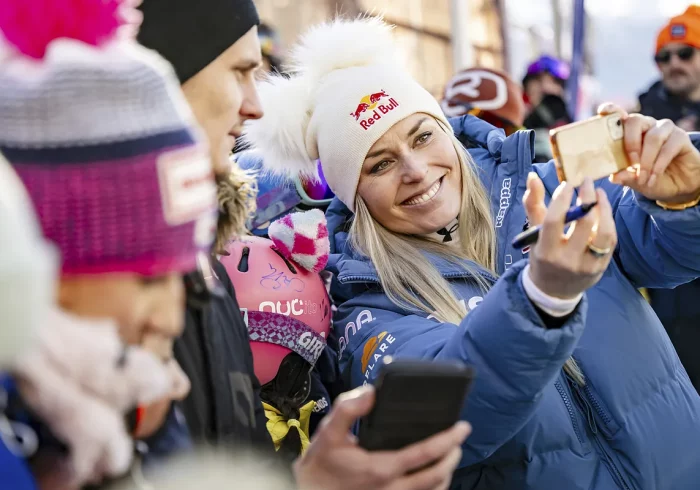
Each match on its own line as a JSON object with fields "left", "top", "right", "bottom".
{"left": 254, "top": 0, "right": 506, "bottom": 98}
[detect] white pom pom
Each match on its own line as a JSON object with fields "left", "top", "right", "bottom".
{"left": 242, "top": 17, "right": 404, "bottom": 180}
{"left": 289, "top": 16, "right": 401, "bottom": 81}
{"left": 240, "top": 74, "right": 318, "bottom": 179}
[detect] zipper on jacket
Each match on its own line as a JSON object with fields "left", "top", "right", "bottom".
{"left": 338, "top": 274, "right": 380, "bottom": 284}
{"left": 590, "top": 425, "right": 630, "bottom": 490}
{"left": 554, "top": 380, "right": 586, "bottom": 445}
{"left": 566, "top": 373, "right": 616, "bottom": 440}
{"left": 565, "top": 372, "right": 598, "bottom": 436}
{"left": 564, "top": 374, "right": 631, "bottom": 490}
{"left": 583, "top": 383, "right": 615, "bottom": 437}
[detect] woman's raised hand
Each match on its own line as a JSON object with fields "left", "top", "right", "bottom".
{"left": 523, "top": 174, "right": 617, "bottom": 299}
{"left": 598, "top": 103, "right": 700, "bottom": 205}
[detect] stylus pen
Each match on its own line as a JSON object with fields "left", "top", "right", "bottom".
{"left": 512, "top": 201, "right": 598, "bottom": 250}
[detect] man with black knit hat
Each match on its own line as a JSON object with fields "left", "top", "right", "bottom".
{"left": 138, "top": 0, "right": 270, "bottom": 452}
{"left": 138, "top": 3, "right": 470, "bottom": 489}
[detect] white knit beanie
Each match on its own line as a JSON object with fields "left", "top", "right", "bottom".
{"left": 242, "top": 17, "right": 450, "bottom": 212}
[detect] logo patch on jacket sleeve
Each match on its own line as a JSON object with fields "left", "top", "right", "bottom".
{"left": 337, "top": 310, "right": 375, "bottom": 359}
{"left": 495, "top": 178, "right": 512, "bottom": 228}
{"left": 361, "top": 331, "right": 396, "bottom": 385}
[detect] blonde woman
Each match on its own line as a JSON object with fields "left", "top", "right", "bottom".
{"left": 244, "top": 18, "right": 700, "bottom": 490}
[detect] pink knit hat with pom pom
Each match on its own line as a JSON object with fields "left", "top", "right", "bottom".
{"left": 0, "top": 0, "right": 123, "bottom": 59}
{"left": 268, "top": 209, "right": 330, "bottom": 274}
{"left": 0, "top": 0, "right": 217, "bottom": 276}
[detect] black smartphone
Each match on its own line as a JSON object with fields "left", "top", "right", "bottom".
{"left": 358, "top": 357, "right": 475, "bottom": 451}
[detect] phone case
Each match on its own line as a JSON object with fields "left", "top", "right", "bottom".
{"left": 358, "top": 359, "right": 475, "bottom": 452}
{"left": 550, "top": 114, "right": 630, "bottom": 187}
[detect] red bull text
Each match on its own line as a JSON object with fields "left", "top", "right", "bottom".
{"left": 349, "top": 90, "right": 400, "bottom": 130}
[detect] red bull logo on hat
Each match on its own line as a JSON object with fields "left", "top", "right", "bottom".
{"left": 349, "top": 90, "right": 400, "bottom": 130}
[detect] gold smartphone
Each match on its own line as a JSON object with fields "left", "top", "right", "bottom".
{"left": 550, "top": 114, "right": 630, "bottom": 186}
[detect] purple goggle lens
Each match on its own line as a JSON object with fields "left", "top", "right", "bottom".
{"left": 526, "top": 56, "right": 570, "bottom": 81}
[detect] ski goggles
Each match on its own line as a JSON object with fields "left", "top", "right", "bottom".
{"left": 235, "top": 152, "right": 334, "bottom": 235}
{"left": 295, "top": 162, "right": 335, "bottom": 205}
{"left": 526, "top": 56, "right": 570, "bottom": 82}
{"left": 468, "top": 108, "right": 524, "bottom": 136}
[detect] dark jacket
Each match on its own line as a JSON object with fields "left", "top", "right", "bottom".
{"left": 647, "top": 285, "right": 700, "bottom": 391}
{"left": 523, "top": 94, "right": 572, "bottom": 162}
{"left": 639, "top": 80, "right": 700, "bottom": 394}
{"left": 639, "top": 80, "right": 700, "bottom": 130}
{"left": 141, "top": 405, "right": 192, "bottom": 466}
{"left": 175, "top": 258, "right": 272, "bottom": 451}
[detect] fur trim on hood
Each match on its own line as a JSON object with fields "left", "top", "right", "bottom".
{"left": 214, "top": 160, "right": 257, "bottom": 255}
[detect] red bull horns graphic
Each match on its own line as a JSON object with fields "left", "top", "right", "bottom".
{"left": 349, "top": 90, "right": 400, "bottom": 130}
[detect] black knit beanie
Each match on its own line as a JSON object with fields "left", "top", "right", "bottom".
{"left": 137, "top": 0, "right": 260, "bottom": 83}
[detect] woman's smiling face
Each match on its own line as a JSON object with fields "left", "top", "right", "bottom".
{"left": 356, "top": 114, "right": 462, "bottom": 234}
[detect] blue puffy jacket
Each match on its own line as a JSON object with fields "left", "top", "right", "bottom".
{"left": 326, "top": 115, "right": 700, "bottom": 490}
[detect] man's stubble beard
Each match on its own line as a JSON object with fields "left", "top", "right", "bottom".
{"left": 664, "top": 70, "right": 700, "bottom": 100}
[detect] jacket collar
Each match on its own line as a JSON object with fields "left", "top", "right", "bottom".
{"left": 331, "top": 252, "right": 498, "bottom": 285}
{"left": 325, "top": 200, "right": 497, "bottom": 286}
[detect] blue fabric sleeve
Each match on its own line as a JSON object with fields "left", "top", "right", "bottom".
{"left": 335, "top": 261, "right": 587, "bottom": 465}
{"left": 141, "top": 404, "right": 193, "bottom": 470}
{"left": 602, "top": 179, "right": 700, "bottom": 288}
{"left": 534, "top": 133, "right": 700, "bottom": 289}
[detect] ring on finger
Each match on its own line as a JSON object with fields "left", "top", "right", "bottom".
{"left": 587, "top": 243, "right": 611, "bottom": 258}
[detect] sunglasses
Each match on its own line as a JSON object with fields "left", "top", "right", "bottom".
{"left": 468, "top": 108, "right": 523, "bottom": 136}
{"left": 655, "top": 46, "right": 696, "bottom": 64}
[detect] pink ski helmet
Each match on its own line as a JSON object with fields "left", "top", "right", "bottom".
{"left": 222, "top": 210, "right": 332, "bottom": 386}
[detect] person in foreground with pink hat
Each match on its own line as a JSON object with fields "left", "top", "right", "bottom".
{"left": 0, "top": 0, "right": 217, "bottom": 485}
{"left": 0, "top": 154, "right": 185, "bottom": 490}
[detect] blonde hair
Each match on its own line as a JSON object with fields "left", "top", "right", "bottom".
{"left": 349, "top": 123, "right": 585, "bottom": 385}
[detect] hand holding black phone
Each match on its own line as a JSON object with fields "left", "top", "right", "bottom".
{"left": 358, "top": 357, "right": 475, "bottom": 452}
